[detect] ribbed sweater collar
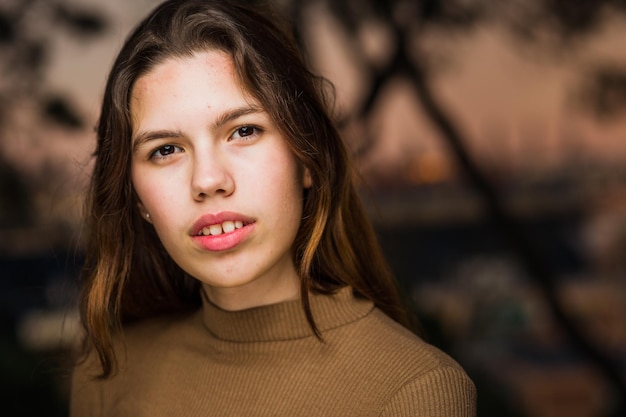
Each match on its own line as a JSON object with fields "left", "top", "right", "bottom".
{"left": 200, "top": 287, "right": 374, "bottom": 342}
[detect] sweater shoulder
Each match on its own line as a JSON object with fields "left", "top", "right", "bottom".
{"left": 332, "top": 307, "right": 469, "bottom": 382}
{"left": 117, "top": 309, "right": 201, "bottom": 359}
{"left": 321, "top": 307, "right": 476, "bottom": 415}
{"left": 74, "top": 310, "right": 199, "bottom": 378}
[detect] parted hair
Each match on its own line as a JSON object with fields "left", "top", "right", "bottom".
{"left": 80, "top": 0, "right": 410, "bottom": 378}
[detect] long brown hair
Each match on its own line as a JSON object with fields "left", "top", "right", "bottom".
{"left": 80, "top": 0, "right": 410, "bottom": 378}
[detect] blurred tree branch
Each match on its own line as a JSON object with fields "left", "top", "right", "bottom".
{"left": 0, "top": 0, "right": 108, "bottom": 130}
{"left": 282, "top": 1, "right": 626, "bottom": 415}
{"left": 0, "top": 0, "right": 108, "bottom": 231}
{"left": 579, "top": 66, "right": 626, "bottom": 119}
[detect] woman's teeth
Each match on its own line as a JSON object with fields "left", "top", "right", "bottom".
{"left": 199, "top": 220, "right": 244, "bottom": 236}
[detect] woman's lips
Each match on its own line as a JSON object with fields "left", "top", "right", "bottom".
{"left": 197, "top": 220, "right": 244, "bottom": 236}
{"left": 190, "top": 212, "right": 255, "bottom": 252}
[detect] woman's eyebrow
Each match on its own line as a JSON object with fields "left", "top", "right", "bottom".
{"left": 211, "top": 105, "right": 264, "bottom": 130}
{"left": 131, "top": 105, "right": 264, "bottom": 151}
{"left": 132, "top": 129, "right": 184, "bottom": 152}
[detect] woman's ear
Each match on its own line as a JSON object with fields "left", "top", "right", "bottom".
{"left": 137, "top": 202, "right": 153, "bottom": 224}
{"left": 303, "top": 167, "right": 312, "bottom": 189}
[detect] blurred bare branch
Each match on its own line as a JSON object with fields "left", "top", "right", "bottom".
{"left": 42, "top": 95, "right": 84, "bottom": 130}
{"left": 286, "top": 1, "right": 626, "bottom": 415}
{"left": 52, "top": 2, "right": 108, "bottom": 37}
{"left": 0, "top": 0, "right": 108, "bottom": 237}
{"left": 0, "top": 0, "right": 108, "bottom": 128}
{"left": 578, "top": 66, "right": 626, "bottom": 118}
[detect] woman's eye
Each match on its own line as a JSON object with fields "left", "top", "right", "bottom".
{"left": 231, "top": 125, "right": 260, "bottom": 140}
{"left": 150, "top": 144, "right": 182, "bottom": 159}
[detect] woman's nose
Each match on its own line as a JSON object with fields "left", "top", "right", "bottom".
{"left": 190, "top": 152, "right": 235, "bottom": 200}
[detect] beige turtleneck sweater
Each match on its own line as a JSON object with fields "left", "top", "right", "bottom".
{"left": 71, "top": 287, "right": 476, "bottom": 416}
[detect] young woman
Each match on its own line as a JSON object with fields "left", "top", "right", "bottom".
{"left": 71, "top": 0, "right": 476, "bottom": 415}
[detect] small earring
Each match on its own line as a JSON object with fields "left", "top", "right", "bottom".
{"left": 145, "top": 213, "right": 151, "bottom": 219}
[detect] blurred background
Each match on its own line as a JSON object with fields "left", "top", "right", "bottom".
{"left": 1, "top": 0, "right": 626, "bottom": 416}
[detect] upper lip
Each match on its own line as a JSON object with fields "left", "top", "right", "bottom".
{"left": 190, "top": 211, "right": 254, "bottom": 236}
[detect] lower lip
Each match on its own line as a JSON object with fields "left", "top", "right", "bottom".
{"left": 191, "top": 223, "right": 255, "bottom": 252}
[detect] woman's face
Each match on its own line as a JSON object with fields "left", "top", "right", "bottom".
{"left": 130, "top": 50, "right": 311, "bottom": 310}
